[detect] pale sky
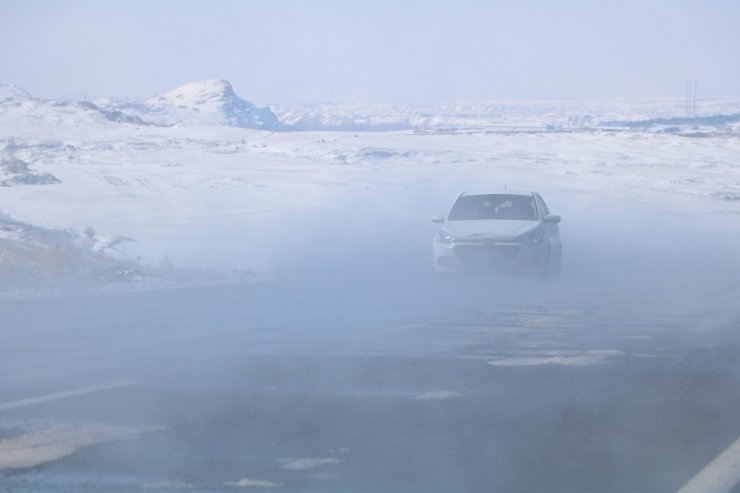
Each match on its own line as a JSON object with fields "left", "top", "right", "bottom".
{"left": 1, "top": 0, "right": 739, "bottom": 103}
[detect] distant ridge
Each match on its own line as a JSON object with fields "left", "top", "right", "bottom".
{"left": 2, "top": 81, "right": 739, "bottom": 134}
{"left": 0, "top": 84, "right": 33, "bottom": 103}
{"left": 599, "top": 113, "right": 740, "bottom": 129}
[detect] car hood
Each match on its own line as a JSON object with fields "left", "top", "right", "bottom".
{"left": 443, "top": 219, "right": 540, "bottom": 240}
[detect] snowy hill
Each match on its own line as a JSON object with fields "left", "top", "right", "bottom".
{"left": 0, "top": 80, "right": 282, "bottom": 132}
{"left": 146, "top": 79, "right": 284, "bottom": 130}
{"left": 0, "top": 85, "right": 150, "bottom": 135}
{"left": 0, "top": 84, "right": 32, "bottom": 104}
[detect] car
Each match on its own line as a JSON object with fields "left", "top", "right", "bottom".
{"left": 432, "top": 191, "right": 561, "bottom": 276}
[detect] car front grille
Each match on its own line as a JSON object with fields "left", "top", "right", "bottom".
{"left": 454, "top": 244, "right": 520, "bottom": 264}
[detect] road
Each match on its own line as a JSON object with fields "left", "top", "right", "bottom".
{"left": 2, "top": 269, "right": 740, "bottom": 493}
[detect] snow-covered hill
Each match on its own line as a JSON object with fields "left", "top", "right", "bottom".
{"left": 145, "top": 79, "right": 284, "bottom": 130}
{"left": 0, "top": 81, "right": 284, "bottom": 132}
{"left": 0, "top": 83, "right": 151, "bottom": 135}
{"left": 0, "top": 84, "right": 32, "bottom": 103}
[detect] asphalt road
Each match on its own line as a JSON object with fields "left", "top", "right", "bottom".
{"left": 2, "top": 271, "right": 740, "bottom": 493}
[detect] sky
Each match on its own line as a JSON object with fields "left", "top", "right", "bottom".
{"left": 1, "top": 0, "right": 739, "bottom": 104}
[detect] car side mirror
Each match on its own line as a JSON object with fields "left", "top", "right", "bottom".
{"left": 544, "top": 214, "right": 561, "bottom": 224}
{"left": 431, "top": 214, "right": 445, "bottom": 223}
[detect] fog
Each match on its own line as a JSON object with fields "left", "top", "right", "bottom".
{"left": 3, "top": 174, "right": 740, "bottom": 490}
{"left": 3, "top": 1, "right": 740, "bottom": 491}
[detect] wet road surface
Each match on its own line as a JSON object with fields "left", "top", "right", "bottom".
{"left": 2, "top": 274, "right": 740, "bottom": 493}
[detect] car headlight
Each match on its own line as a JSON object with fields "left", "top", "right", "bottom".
{"left": 519, "top": 229, "right": 543, "bottom": 244}
{"left": 437, "top": 230, "right": 458, "bottom": 244}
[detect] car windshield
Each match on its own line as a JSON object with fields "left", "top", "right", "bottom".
{"left": 448, "top": 194, "right": 538, "bottom": 221}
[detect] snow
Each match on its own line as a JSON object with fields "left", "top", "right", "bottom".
{"left": 150, "top": 79, "right": 238, "bottom": 108}
{"left": 0, "top": 84, "right": 32, "bottom": 104}
{"left": 488, "top": 349, "right": 624, "bottom": 367}
{"left": 272, "top": 98, "right": 740, "bottom": 132}
{"left": 0, "top": 422, "right": 162, "bottom": 471}
{"left": 0, "top": 81, "right": 739, "bottom": 291}
{"left": 0, "top": 212, "right": 151, "bottom": 292}
{"left": 145, "top": 79, "right": 284, "bottom": 130}
{"left": 0, "top": 158, "right": 61, "bottom": 186}
{"left": 224, "top": 478, "right": 283, "bottom": 488}
{"left": 279, "top": 457, "right": 344, "bottom": 470}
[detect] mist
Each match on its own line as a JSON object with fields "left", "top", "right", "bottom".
{"left": 3, "top": 1, "right": 740, "bottom": 491}
{"left": 4, "top": 152, "right": 740, "bottom": 490}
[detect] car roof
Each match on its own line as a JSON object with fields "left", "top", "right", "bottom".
{"left": 460, "top": 190, "right": 535, "bottom": 197}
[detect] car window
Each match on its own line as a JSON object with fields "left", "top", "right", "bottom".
{"left": 448, "top": 194, "right": 539, "bottom": 221}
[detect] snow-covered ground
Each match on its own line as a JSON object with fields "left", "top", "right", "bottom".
{"left": 1, "top": 80, "right": 739, "bottom": 292}
{"left": 272, "top": 98, "right": 740, "bottom": 132}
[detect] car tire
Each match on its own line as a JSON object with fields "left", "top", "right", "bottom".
{"left": 546, "top": 247, "right": 562, "bottom": 279}
{"left": 541, "top": 246, "right": 561, "bottom": 279}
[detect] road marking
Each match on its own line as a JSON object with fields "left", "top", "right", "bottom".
{"left": 0, "top": 380, "right": 136, "bottom": 412}
{"left": 677, "top": 435, "right": 740, "bottom": 493}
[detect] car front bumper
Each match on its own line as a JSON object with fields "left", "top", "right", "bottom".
{"left": 433, "top": 240, "right": 547, "bottom": 275}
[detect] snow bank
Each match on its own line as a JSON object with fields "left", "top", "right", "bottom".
{"left": 279, "top": 457, "right": 344, "bottom": 470}
{"left": 0, "top": 422, "right": 162, "bottom": 471}
{"left": 0, "top": 212, "right": 144, "bottom": 292}
{"left": 224, "top": 478, "right": 283, "bottom": 488}
{"left": 488, "top": 349, "right": 624, "bottom": 367}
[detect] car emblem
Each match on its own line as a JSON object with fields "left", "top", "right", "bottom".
{"left": 481, "top": 238, "right": 495, "bottom": 246}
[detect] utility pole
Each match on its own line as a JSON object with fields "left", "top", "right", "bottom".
{"left": 685, "top": 79, "right": 698, "bottom": 118}
{"left": 685, "top": 80, "right": 690, "bottom": 117}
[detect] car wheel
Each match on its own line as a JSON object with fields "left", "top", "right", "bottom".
{"left": 540, "top": 246, "right": 561, "bottom": 279}
{"left": 545, "top": 247, "right": 562, "bottom": 278}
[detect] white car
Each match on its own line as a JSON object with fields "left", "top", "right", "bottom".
{"left": 432, "top": 191, "right": 561, "bottom": 275}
